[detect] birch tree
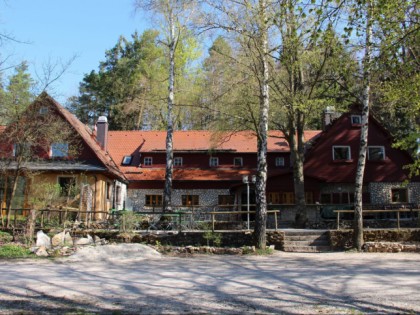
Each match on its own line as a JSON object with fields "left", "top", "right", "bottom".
{"left": 201, "top": 0, "right": 274, "bottom": 249}
{"left": 134, "top": 0, "right": 198, "bottom": 212}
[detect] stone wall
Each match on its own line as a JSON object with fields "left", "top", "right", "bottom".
{"left": 93, "top": 230, "right": 285, "bottom": 249}
{"left": 128, "top": 188, "right": 232, "bottom": 212}
{"left": 369, "top": 182, "right": 420, "bottom": 205}
{"left": 329, "top": 229, "right": 420, "bottom": 250}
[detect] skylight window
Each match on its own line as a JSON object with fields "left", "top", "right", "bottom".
{"left": 122, "top": 155, "right": 132, "bottom": 165}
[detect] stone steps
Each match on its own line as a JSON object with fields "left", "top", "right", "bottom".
{"left": 283, "top": 230, "right": 332, "bottom": 253}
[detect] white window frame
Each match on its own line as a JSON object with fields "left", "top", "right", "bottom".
{"left": 368, "top": 146, "right": 385, "bottom": 161}
{"left": 144, "top": 157, "right": 153, "bottom": 166}
{"left": 209, "top": 157, "right": 219, "bottom": 167}
{"left": 275, "top": 157, "right": 285, "bottom": 167}
{"left": 174, "top": 157, "right": 183, "bottom": 167}
{"left": 122, "top": 155, "right": 132, "bottom": 165}
{"left": 332, "top": 146, "right": 351, "bottom": 160}
{"left": 351, "top": 115, "right": 362, "bottom": 125}
{"left": 233, "top": 157, "right": 243, "bottom": 167}
{"left": 50, "top": 143, "right": 69, "bottom": 158}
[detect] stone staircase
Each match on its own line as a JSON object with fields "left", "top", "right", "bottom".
{"left": 283, "top": 230, "right": 333, "bottom": 253}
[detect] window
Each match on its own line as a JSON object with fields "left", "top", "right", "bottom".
{"left": 116, "top": 186, "right": 122, "bottom": 205}
{"left": 233, "top": 157, "right": 243, "bottom": 167}
{"left": 267, "top": 192, "right": 281, "bottom": 204}
{"left": 182, "top": 195, "right": 199, "bottom": 206}
{"left": 351, "top": 115, "right": 362, "bottom": 125}
{"left": 122, "top": 155, "right": 132, "bottom": 165}
{"left": 58, "top": 177, "right": 76, "bottom": 197}
{"left": 145, "top": 195, "right": 163, "bottom": 206}
{"left": 275, "top": 157, "right": 285, "bottom": 167}
{"left": 333, "top": 146, "right": 351, "bottom": 160}
{"left": 39, "top": 107, "right": 48, "bottom": 115}
{"left": 305, "top": 192, "right": 314, "bottom": 204}
{"left": 209, "top": 157, "right": 219, "bottom": 167}
{"left": 12, "top": 143, "right": 30, "bottom": 157}
{"left": 368, "top": 146, "right": 385, "bottom": 161}
{"left": 280, "top": 192, "right": 295, "bottom": 204}
{"left": 144, "top": 157, "right": 153, "bottom": 166}
{"left": 218, "top": 195, "right": 235, "bottom": 206}
{"left": 51, "top": 143, "right": 69, "bottom": 158}
{"left": 391, "top": 188, "right": 408, "bottom": 203}
{"left": 174, "top": 157, "right": 183, "bottom": 167}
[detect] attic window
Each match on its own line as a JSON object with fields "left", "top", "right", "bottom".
{"left": 51, "top": 143, "right": 69, "bottom": 158}
{"left": 333, "top": 146, "right": 351, "bottom": 160}
{"left": 39, "top": 107, "right": 48, "bottom": 115}
{"left": 144, "top": 157, "right": 153, "bottom": 166}
{"left": 122, "top": 155, "right": 132, "bottom": 165}
{"left": 368, "top": 146, "right": 385, "bottom": 161}
{"left": 351, "top": 115, "right": 362, "bottom": 125}
{"left": 174, "top": 157, "right": 183, "bottom": 166}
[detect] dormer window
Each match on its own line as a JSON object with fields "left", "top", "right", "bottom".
{"left": 275, "top": 157, "right": 285, "bottom": 167}
{"left": 51, "top": 143, "right": 69, "bottom": 158}
{"left": 233, "top": 157, "right": 243, "bottom": 167}
{"left": 333, "top": 146, "right": 351, "bottom": 160}
{"left": 174, "top": 157, "right": 183, "bottom": 166}
{"left": 122, "top": 155, "right": 132, "bottom": 165}
{"left": 368, "top": 146, "right": 385, "bottom": 161}
{"left": 209, "top": 157, "right": 219, "bottom": 167}
{"left": 351, "top": 115, "right": 362, "bottom": 125}
{"left": 144, "top": 157, "right": 153, "bottom": 166}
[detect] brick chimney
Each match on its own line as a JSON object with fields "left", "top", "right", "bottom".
{"left": 96, "top": 116, "right": 108, "bottom": 150}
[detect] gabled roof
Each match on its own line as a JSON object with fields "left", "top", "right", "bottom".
{"left": 2, "top": 93, "right": 126, "bottom": 182}
{"left": 304, "top": 111, "right": 415, "bottom": 183}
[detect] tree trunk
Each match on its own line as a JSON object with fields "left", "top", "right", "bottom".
{"left": 353, "top": 1, "right": 372, "bottom": 251}
{"left": 293, "top": 123, "right": 307, "bottom": 227}
{"left": 6, "top": 173, "right": 19, "bottom": 228}
{"left": 25, "top": 209, "right": 37, "bottom": 244}
{"left": 163, "top": 8, "right": 175, "bottom": 213}
{"left": 254, "top": 0, "right": 269, "bottom": 250}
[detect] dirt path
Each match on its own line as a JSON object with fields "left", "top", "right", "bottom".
{"left": 0, "top": 246, "right": 419, "bottom": 314}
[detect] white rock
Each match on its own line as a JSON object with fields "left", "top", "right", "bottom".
{"left": 75, "top": 234, "right": 94, "bottom": 246}
{"left": 36, "top": 246, "right": 49, "bottom": 257}
{"left": 36, "top": 231, "right": 51, "bottom": 248}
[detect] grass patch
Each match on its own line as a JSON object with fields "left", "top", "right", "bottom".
{"left": 0, "top": 244, "right": 33, "bottom": 258}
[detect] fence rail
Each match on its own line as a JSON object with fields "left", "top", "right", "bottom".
{"left": 334, "top": 209, "right": 420, "bottom": 230}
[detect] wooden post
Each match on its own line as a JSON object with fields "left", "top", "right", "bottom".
{"left": 13, "top": 209, "right": 17, "bottom": 227}
{"left": 212, "top": 213, "right": 215, "bottom": 232}
{"left": 274, "top": 211, "right": 278, "bottom": 231}
{"left": 178, "top": 212, "right": 181, "bottom": 232}
{"left": 336, "top": 211, "right": 340, "bottom": 230}
{"left": 397, "top": 210, "right": 400, "bottom": 230}
{"left": 41, "top": 210, "right": 45, "bottom": 228}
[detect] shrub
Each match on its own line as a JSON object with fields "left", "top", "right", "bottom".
{"left": 0, "top": 231, "right": 13, "bottom": 243}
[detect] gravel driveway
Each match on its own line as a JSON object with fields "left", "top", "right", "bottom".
{"left": 0, "top": 245, "right": 419, "bottom": 314}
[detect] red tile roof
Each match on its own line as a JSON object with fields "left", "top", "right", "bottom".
{"left": 108, "top": 130, "right": 321, "bottom": 181}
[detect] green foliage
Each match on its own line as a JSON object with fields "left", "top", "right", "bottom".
{"left": 0, "top": 244, "right": 32, "bottom": 258}
{"left": 202, "top": 229, "right": 222, "bottom": 247}
{"left": 0, "top": 231, "right": 13, "bottom": 243}
{"left": 29, "top": 182, "right": 61, "bottom": 209}
{"left": 118, "top": 211, "right": 142, "bottom": 232}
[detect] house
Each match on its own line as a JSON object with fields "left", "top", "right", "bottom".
{"left": 0, "top": 93, "right": 127, "bottom": 218}
{"left": 304, "top": 107, "right": 420, "bottom": 207}
{"left": 106, "top": 130, "right": 321, "bottom": 212}
{"left": 106, "top": 106, "right": 419, "bottom": 217}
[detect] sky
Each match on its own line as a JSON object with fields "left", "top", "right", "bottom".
{"left": 1, "top": 0, "right": 149, "bottom": 104}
